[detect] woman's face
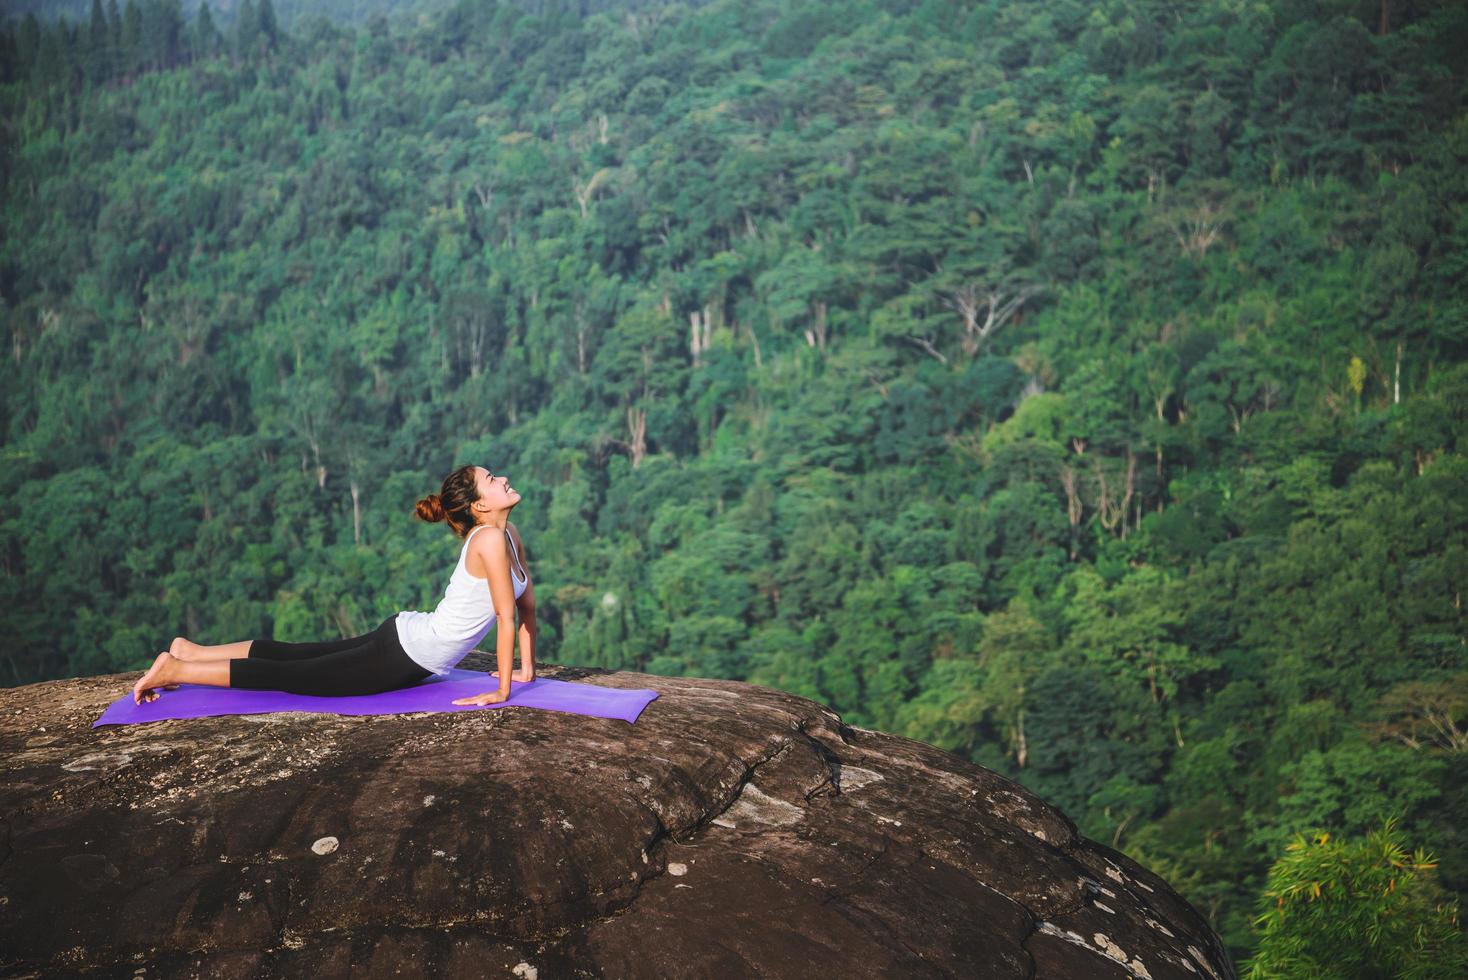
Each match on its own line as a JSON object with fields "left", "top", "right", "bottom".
{"left": 474, "top": 465, "right": 521, "bottom": 512}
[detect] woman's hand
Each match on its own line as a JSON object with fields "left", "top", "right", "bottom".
{"left": 452, "top": 689, "right": 511, "bottom": 706}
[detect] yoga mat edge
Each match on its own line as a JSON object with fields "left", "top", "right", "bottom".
{"left": 92, "top": 668, "right": 659, "bottom": 729}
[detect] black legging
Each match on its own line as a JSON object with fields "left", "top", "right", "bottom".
{"left": 230, "top": 614, "right": 432, "bottom": 697}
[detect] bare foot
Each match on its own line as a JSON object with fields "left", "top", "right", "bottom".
{"left": 168, "top": 636, "right": 201, "bottom": 661}
{"left": 133, "top": 652, "right": 180, "bottom": 704}
{"left": 490, "top": 669, "right": 534, "bottom": 682}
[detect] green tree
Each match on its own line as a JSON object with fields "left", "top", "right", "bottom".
{"left": 193, "top": 1, "right": 221, "bottom": 61}
{"left": 119, "top": 0, "right": 143, "bottom": 76}
{"left": 257, "top": 0, "right": 279, "bottom": 52}
{"left": 85, "top": 0, "right": 110, "bottom": 84}
{"left": 1245, "top": 821, "right": 1468, "bottom": 979}
{"left": 234, "top": 0, "right": 258, "bottom": 60}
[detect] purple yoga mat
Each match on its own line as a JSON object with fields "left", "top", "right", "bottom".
{"left": 92, "top": 668, "right": 660, "bottom": 728}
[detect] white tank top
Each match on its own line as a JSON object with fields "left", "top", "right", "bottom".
{"left": 395, "top": 523, "right": 529, "bottom": 676}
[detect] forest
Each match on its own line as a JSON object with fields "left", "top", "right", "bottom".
{"left": 2, "top": 0, "right": 1466, "bottom": 971}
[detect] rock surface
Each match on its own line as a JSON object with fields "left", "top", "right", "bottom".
{"left": 1, "top": 656, "right": 1236, "bottom": 978}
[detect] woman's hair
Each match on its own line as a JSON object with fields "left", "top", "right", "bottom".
{"left": 414, "top": 464, "right": 480, "bottom": 538}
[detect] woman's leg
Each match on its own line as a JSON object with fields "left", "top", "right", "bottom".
{"left": 230, "top": 637, "right": 430, "bottom": 697}
{"left": 236, "top": 628, "right": 383, "bottom": 662}
{"left": 135, "top": 618, "right": 426, "bottom": 702}
{"left": 169, "top": 638, "right": 254, "bottom": 662}
{"left": 171, "top": 621, "right": 388, "bottom": 663}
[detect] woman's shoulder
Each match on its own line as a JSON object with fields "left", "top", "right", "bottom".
{"left": 463, "top": 525, "right": 507, "bottom": 563}
{"left": 462, "top": 525, "right": 507, "bottom": 581}
{"left": 463, "top": 522, "right": 525, "bottom": 556}
{"left": 466, "top": 523, "right": 506, "bottom": 549}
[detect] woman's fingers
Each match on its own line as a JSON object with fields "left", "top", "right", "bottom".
{"left": 451, "top": 691, "right": 510, "bottom": 706}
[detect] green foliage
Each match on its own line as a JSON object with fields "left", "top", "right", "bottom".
{"left": 1250, "top": 737, "right": 1447, "bottom": 860}
{"left": 1245, "top": 821, "right": 1468, "bottom": 980}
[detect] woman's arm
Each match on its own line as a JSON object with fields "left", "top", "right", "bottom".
{"left": 510, "top": 521, "right": 536, "bottom": 679}
{"left": 451, "top": 531, "right": 518, "bottom": 706}
{"left": 515, "top": 580, "right": 537, "bottom": 680}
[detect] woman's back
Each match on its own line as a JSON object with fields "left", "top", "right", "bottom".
{"left": 395, "top": 524, "right": 528, "bottom": 676}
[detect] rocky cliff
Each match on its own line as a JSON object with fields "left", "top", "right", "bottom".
{"left": 1, "top": 656, "right": 1235, "bottom": 978}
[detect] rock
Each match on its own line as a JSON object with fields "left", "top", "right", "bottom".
{"left": 0, "top": 657, "right": 1236, "bottom": 978}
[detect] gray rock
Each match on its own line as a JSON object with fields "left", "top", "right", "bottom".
{"left": 0, "top": 657, "right": 1235, "bottom": 978}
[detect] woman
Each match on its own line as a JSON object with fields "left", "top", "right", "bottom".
{"left": 131, "top": 465, "right": 537, "bottom": 708}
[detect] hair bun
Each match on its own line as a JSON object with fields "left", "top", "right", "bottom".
{"left": 414, "top": 493, "right": 446, "bottom": 523}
